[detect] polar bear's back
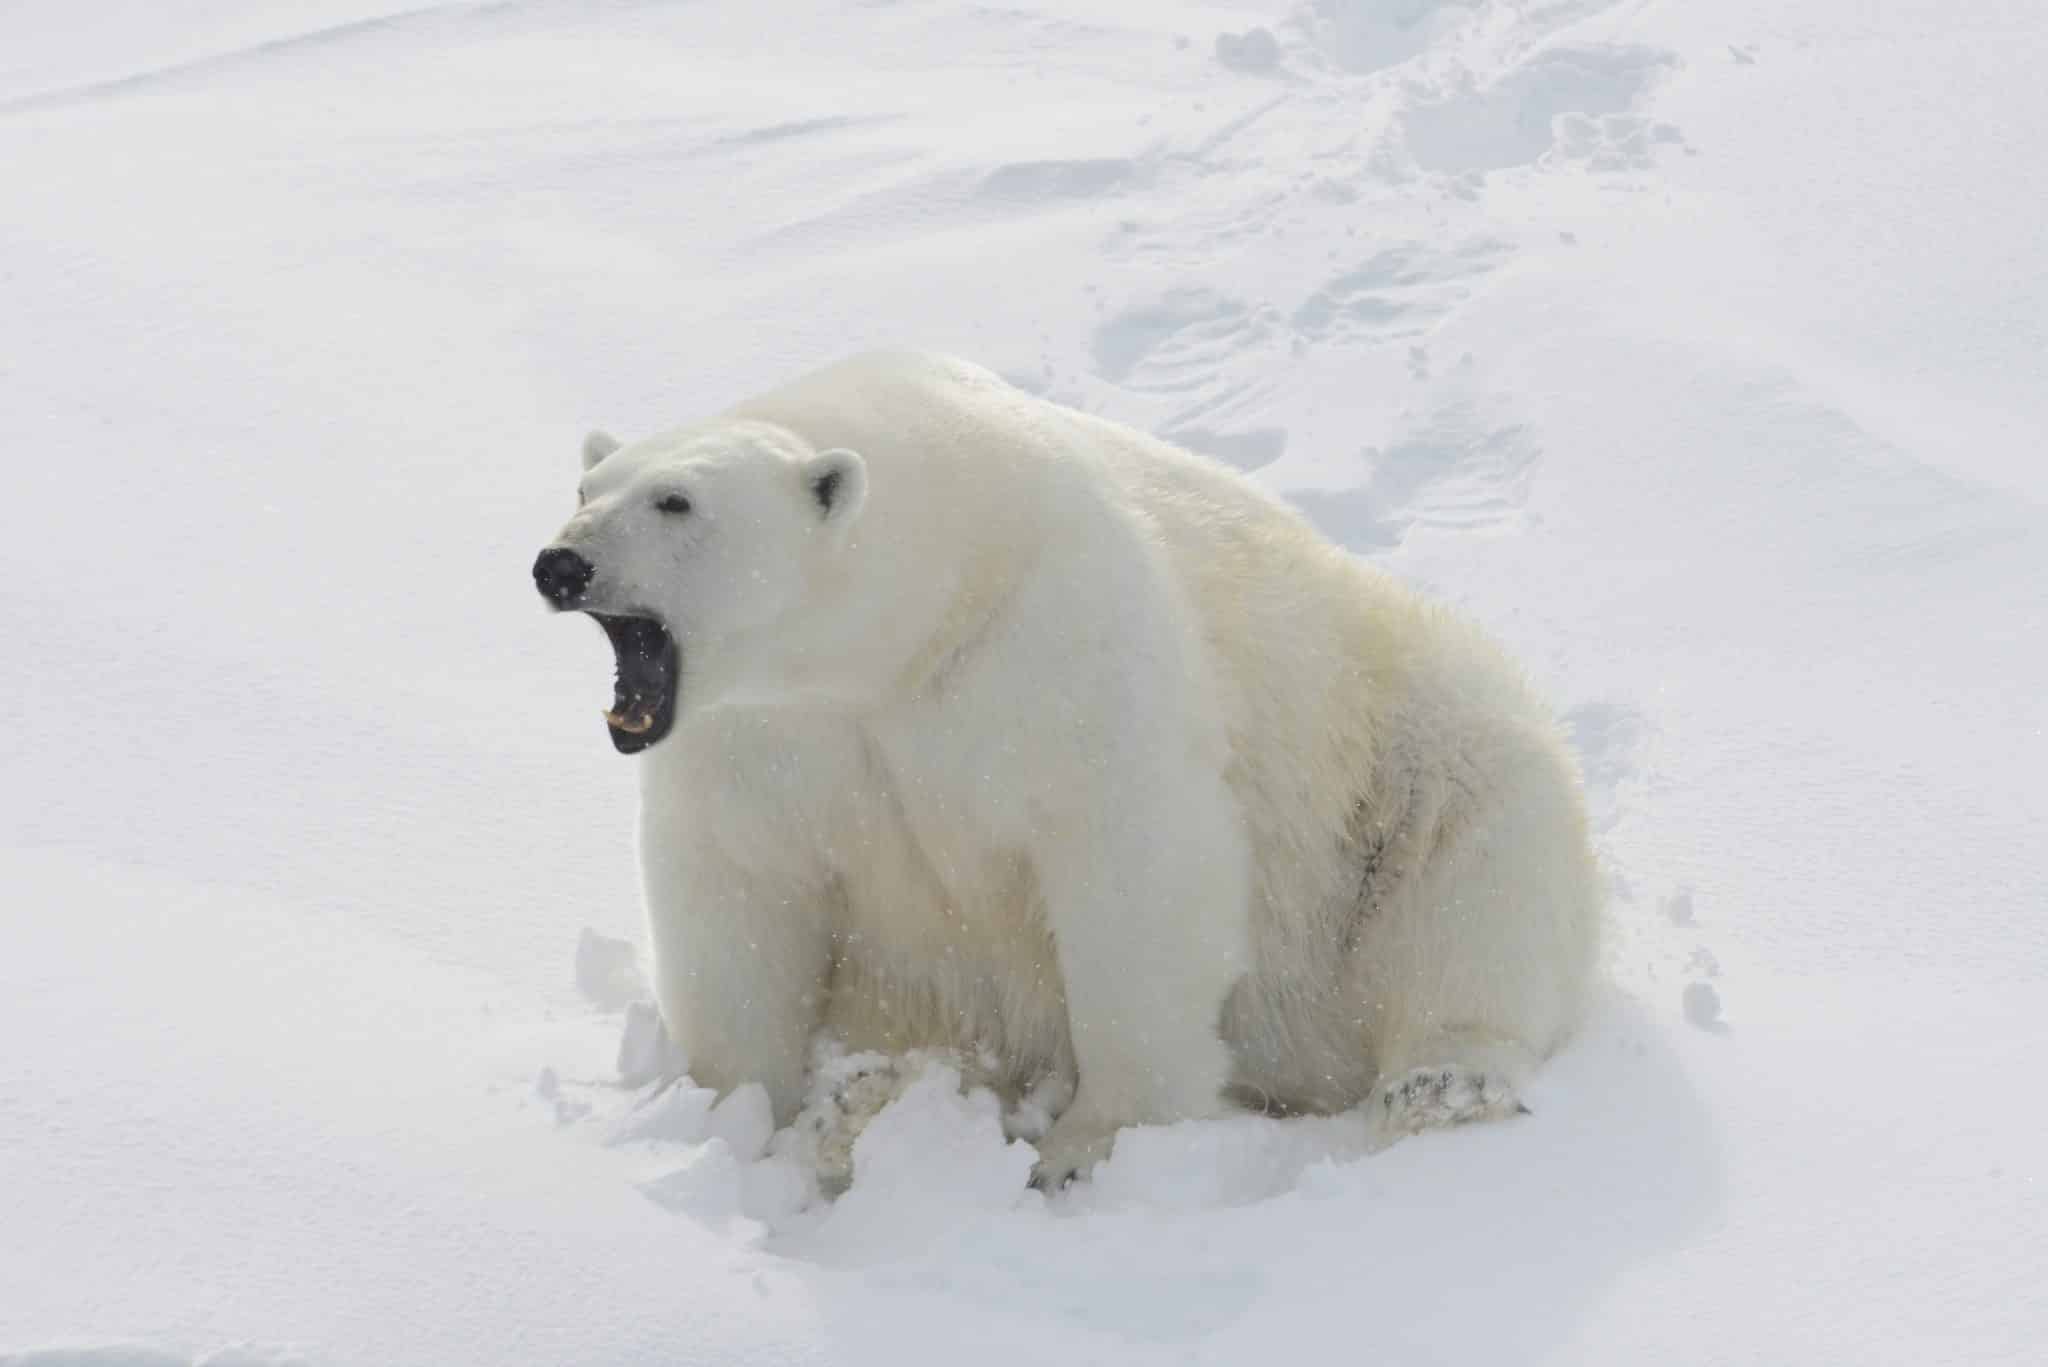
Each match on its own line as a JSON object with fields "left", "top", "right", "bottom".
{"left": 733, "top": 349, "right": 1564, "bottom": 761}
{"left": 729, "top": 350, "right": 1507, "bottom": 730}
{"left": 730, "top": 347, "right": 1398, "bottom": 626}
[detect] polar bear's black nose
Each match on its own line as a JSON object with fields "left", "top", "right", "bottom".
{"left": 533, "top": 547, "right": 594, "bottom": 607}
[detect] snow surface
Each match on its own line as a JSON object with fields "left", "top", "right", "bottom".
{"left": 4, "top": 0, "right": 2044, "bottom": 1362}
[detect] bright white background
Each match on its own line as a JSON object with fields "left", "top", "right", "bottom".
{"left": 3, "top": 2, "right": 2042, "bottom": 1363}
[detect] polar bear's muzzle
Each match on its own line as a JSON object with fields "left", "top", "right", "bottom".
{"left": 590, "top": 612, "right": 681, "bottom": 755}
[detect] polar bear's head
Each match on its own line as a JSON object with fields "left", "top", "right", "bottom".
{"left": 532, "top": 421, "right": 867, "bottom": 753}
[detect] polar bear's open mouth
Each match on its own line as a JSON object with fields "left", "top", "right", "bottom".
{"left": 590, "top": 613, "right": 679, "bottom": 754}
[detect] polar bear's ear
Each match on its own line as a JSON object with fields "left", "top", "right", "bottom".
{"left": 582, "top": 430, "right": 622, "bottom": 471}
{"left": 804, "top": 448, "right": 867, "bottom": 535}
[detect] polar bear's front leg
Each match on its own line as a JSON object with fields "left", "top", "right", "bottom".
{"left": 641, "top": 834, "right": 830, "bottom": 1126}
{"left": 1030, "top": 768, "right": 1252, "bottom": 1187}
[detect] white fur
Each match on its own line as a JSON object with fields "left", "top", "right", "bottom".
{"left": 542, "top": 350, "right": 1601, "bottom": 1183}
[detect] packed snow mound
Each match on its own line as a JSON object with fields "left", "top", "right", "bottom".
{"left": 4, "top": 0, "right": 2046, "bottom": 1363}
{"left": 0, "top": 1349, "right": 307, "bottom": 1367}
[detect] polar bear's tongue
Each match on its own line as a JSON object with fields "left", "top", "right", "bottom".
{"left": 591, "top": 613, "right": 679, "bottom": 754}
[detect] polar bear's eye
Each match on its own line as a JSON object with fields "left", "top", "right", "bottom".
{"left": 655, "top": 493, "right": 693, "bottom": 516}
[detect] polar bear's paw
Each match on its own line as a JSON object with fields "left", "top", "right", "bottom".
{"left": 795, "top": 1051, "right": 920, "bottom": 1195}
{"left": 1369, "top": 1064, "right": 1528, "bottom": 1149}
{"left": 1026, "top": 1102, "right": 1119, "bottom": 1191}
{"left": 1027, "top": 1123, "right": 1115, "bottom": 1192}
{"left": 795, "top": 1043, "right": 1023, "bottom": 1194}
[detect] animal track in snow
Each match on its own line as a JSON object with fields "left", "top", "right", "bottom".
{"left": 1553, "top": 111, "right": 1689, "bottom": 171}
{"left": 975, "top": 157, "right": 1139, "bottom": 204}
{"left": 1561, "top": 700, "right": 1652, "bottom": 835}
{"left": 1401, "top": 44, "right": 1678, "bottom": 175}
{"left": 1682, "top": 981, "right": 1726, "bottom": 1032}
{"left": 1289, "top": 402, "right": 1537, "bottom": 552}
{"left": 1091, "top": 287, "right": 1283, "bottom": 394}
{"left": 1291, "top": 237, "right": 1512, "bottom": 344}
{"left": 1298, "top": 0, "right": 1470, "bottom": 76}
{"left": 745, "top": 154, "right": 1148, "bottom": 264}
{"left": 1215, "top": 28, "right": 1283, "bottom": 75}
{"left": 1161, "top": 423, "right": 1289, "bottom": 474}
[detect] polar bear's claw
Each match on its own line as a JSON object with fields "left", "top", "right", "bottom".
{"left": 1370, "top": 1063, "right": 1526, "bottom": 1147}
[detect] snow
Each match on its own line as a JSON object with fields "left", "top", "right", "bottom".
{"left": 3, "top": 0, "right": 2043, "bottom": 1362}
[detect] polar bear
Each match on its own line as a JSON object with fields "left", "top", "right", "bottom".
{"left": 532, "top": 350, "right": 1600, "bottom": 1186}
